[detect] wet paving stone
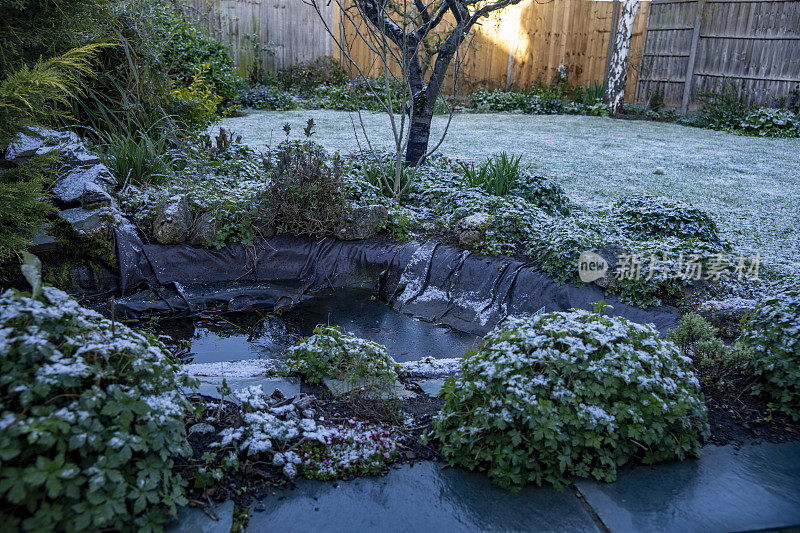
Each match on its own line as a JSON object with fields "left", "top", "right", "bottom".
{"left": 167, "top": 500, "right": 234, "bottom": 533}
{"left": 247, "top": 461, "right": 598, "bottom": 532}
{"left": 576, "top": 442, "right": 800, "bottom": 532}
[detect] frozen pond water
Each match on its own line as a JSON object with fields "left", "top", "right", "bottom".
{"left": 159, "top": 289, "right": 479, "bottom": 366}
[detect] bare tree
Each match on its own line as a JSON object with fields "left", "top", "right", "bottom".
{"left": 604, "top": 0, "right": 641, "bottom": 114}
{"left": 308, "top": 0, "right": 525, "bottom": 169}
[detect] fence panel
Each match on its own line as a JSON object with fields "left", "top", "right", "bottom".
{"left": 636, "top": 0, "right": 800, "bottom": 109}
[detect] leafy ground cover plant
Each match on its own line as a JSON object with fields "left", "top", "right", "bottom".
{"left": 740, "top": 290, "right": 800, "bottom": 420}
{"left": 427, "top": 310, "right": 710, "bottom": 490}
{"left": 0, "top": 285, "right": 194, "bottom": 531}
{"left": 739, "top": 107, "right": 800, "bottom": 138}
{"left": 284, "top": 326, "right": 398, "bottom": 397}
{"left": 238, "top": 84, "right": 295, "bottom": 111}
{"left": 611, "top": 195, "right": 726, "bottom": 246}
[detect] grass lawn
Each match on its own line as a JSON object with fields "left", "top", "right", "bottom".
{"left": 218, "top": 110, "right": 800, "bottom": 274}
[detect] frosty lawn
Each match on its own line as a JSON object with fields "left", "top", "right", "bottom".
{"left": 218, "top": 110, "right": 800, "bottom": 273}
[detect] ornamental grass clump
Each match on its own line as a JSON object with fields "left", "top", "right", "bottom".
{"left": 0, "top": 287, "right": 194, "bottom": 531}
{"left": 741, "top": 290, "right": 800, "bottom": 420}
{"left": 284, "top": 326, "right": 398, "bottom": 396}
{"left": 427, "top": 310, "right": 710, "bottom": 491}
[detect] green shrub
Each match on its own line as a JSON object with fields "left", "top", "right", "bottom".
{"left": 741, "top": 290, "right": 800, "bottom": 420}
{"left": 160, "top": 11, "right": 240, "bottom": 102}
{"left": 739, "top": 107, "right": 800, "bottom": 138}
{"left": 170, "top": 64, "right": 224, "bottom": 130}
{"left": 582, "top": 81, "right": 606, "bottom": 105}
{"left": 284, "top": 325, "right": 398, "bottom": 394}
{"left": 238, "top": 84, "right": 295, "bottom": 110}
{"left": 667, "top": 313, "right": 727, "bottom": 364}
{"left": 0, "top": 287, "right": 193, "bottom": 531}
{"left": 611, "top": 195, "right": 725, "bottom": 246}
{"left": 0, "top": 152, "right": 58, "bottom": 261}
{"left": 278, "top": 56, "right": 348, "bottom": 96}
{"left": 265, "top": 140, "right": 347, "bottom": 237}
{"left": 696, "top": 80, "right": 749, "bottom": 131}
{"left": 427, "top": 311, "right": 709, "bottom": 490}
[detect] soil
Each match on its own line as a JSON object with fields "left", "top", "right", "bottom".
{"left": 696, "top": 362, "right": 800, "bottom": 445}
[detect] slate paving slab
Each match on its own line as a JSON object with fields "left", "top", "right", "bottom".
{"left": 167, "top": 500, "right": 234, "bottom": 533}
{"left": 247, "top": 461, "right": 598, "bottom": 532}
{"left": 188, "top": 376, "right": 301, "bottom": 401}
{"left": 576, "top": 442, "right": 800, "bottom": 533}
{"left": 416, "top": 378, "right": 445, "bottom": 397}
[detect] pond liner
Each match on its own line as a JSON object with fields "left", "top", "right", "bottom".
{"left": 112, "top": 230, "right": 679, "bottom": 335}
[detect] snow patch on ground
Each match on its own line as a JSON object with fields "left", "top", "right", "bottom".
{"left": 183, "top": 359, "right": 276, "bottom": 378}
{"left": 400, "top": 357, "right": 462, "bottom": 377}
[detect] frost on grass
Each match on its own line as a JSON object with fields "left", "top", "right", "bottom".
{"left": 219, "top": 110, "right": 800, "bottom": 273}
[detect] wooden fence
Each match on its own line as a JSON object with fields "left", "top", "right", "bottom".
{"left": 635, "top": 0, "right": 800, "bottom": 110}
{"left": 181, "top": 0, "right": 338, "bottom": 74}
{"left": 181, "top": 0, "right": 799, "bottom": 108}
{"left": 338, "top": 0, "right": 650, "bottom": 99}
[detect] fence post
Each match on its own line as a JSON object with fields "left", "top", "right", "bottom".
{"left": 682, "top": 0, "right": 705, "bottom": 115}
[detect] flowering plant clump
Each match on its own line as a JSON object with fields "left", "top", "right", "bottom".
{"left": 284, "top": 326, "right": 398, "bottom": 392}
{"left": 0, "top": 288, "right": 194, "bottom": 531}
{"left": 202, "top": 387, "right": 400, "bottom": 482}
{"left": 741, "top": 290, "right": 800, "bottom": 420}
{"left": 427, "top": 310, "right": 710, "bottom": 490}
{"left": 297, "top": 418, "right": 399, "bottom": 480}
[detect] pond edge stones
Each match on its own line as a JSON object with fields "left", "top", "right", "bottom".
{"left": 335, "top": 204, "right": 388, "bottom": 241}
{"left": 154, "top": 194, "right": 192, "bottom": 245}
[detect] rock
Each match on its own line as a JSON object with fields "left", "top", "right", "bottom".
{"left": 455, "top": 212, "right": 491, "bottom": 248}
{"left": 5, "top": 129, "right": 115, "bottom": 208}
{"left": 52, "top": 165, "right": 115, "bottom": 208}
{"left": 153, "top": 195, "right": 191, "bottom": 245}
{"left": 274, "top": 296, "right": 294, "bottom": 314}
{"left": 697, "top": 298, "right": 758, "bottom": 338}
{"left": 57, "top": 207, "right": 106, "bottom": 235}
{"left": 654, "top": 167, "right": 666, "bottom": 175}
{"left": 335, "top": 204, "right": 388, "bottom": 241}
{"left": 188, "top": 423, "right": 216, "bottom": 436}
{"left": 227, "top": 294, "right": 255, "bottom": 313}
{"left": 588, "top": 244, "right": 628, "bottom": 290}
{"left": 29, "top": 228, "right": 57, "bottom": 254}
{"left": 190, "top": 212, "right": 217, "bottom": 247}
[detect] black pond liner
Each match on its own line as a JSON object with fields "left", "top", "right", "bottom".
{"left": 113, "top": 229, "right": 679, "bottom": 337}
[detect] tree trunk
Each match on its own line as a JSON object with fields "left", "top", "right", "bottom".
{"left": 604, "top": 0, "right": 641, "bottom": 115}
{"left": 404, "top": 104, "right": 433, "bottom": 166}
